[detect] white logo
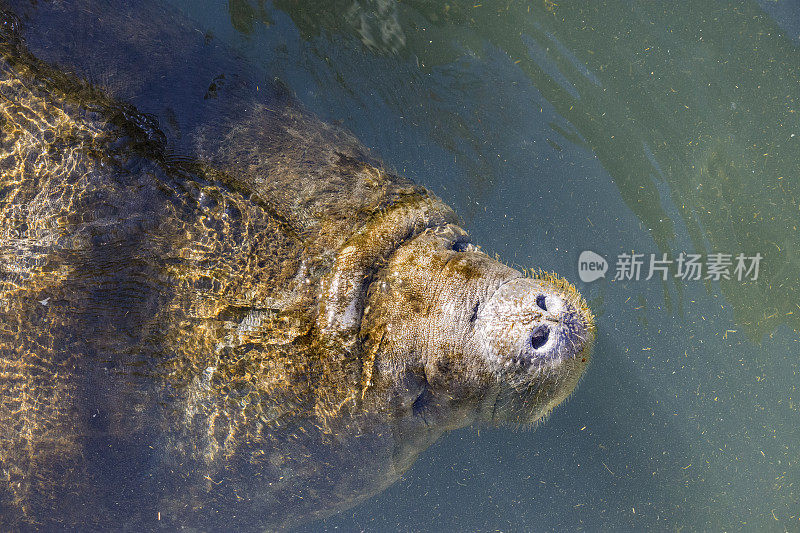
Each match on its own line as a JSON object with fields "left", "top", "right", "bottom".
{"left": 578, "top": 250, "right": 608, "bottom": 283}
{"left": 580, "top": 251, "right": 762, "bottom": 283}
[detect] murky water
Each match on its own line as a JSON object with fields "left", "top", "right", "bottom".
{"left": 134, "top": 0, "right": 799, "bottom": 529}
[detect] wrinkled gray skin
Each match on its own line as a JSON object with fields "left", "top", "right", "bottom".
{"left": 0, "top": 1, "right": 594, "bottom": 530}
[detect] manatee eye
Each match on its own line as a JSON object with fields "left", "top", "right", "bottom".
{"left": 412, "top": 383, "right": 432, "bottom": 418}
{"left": 529, "top": 324, "right": 550, "bottom": 349}
{"left": 535, "top": 294, "right": 547, "bottom": 311}
{"left": 451, "top": 240, "right": 470, "bottom": 252}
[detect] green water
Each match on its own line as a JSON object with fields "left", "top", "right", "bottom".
{"left": 168, "top": 1, "right": 799, "bottom": 530}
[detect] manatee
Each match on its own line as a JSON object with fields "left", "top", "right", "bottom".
{"left": 0, "top": 1, "right": 595, "bottom": 530}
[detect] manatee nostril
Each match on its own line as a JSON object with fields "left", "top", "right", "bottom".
{"left": 452, "top": 240, "right": 470, "bottom": 252}
{"left": 535, "top": 294, "right": 547, "bottom": 311}
{"left": 529, "top": 325, "right": 550, "bottom": 349}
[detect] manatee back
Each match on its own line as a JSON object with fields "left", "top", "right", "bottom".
{"left": 7, "top": 0, "right": 419, "bottom": 244}
{"left": 0, "top": 10, "right": 317, "bottom": 526}
{"left": 0, "top": 2, "right": 439, "bottom": 528}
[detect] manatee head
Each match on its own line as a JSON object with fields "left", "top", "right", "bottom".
{"left": 361, "top": 223, "right": 595, "bottom": 430}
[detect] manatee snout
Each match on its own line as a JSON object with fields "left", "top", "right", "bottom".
{"left": 469, "top": 274, "right": 594, "bottom": 425}
{"left": 478, "top": 277, "right": 593, "bottom": 371}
